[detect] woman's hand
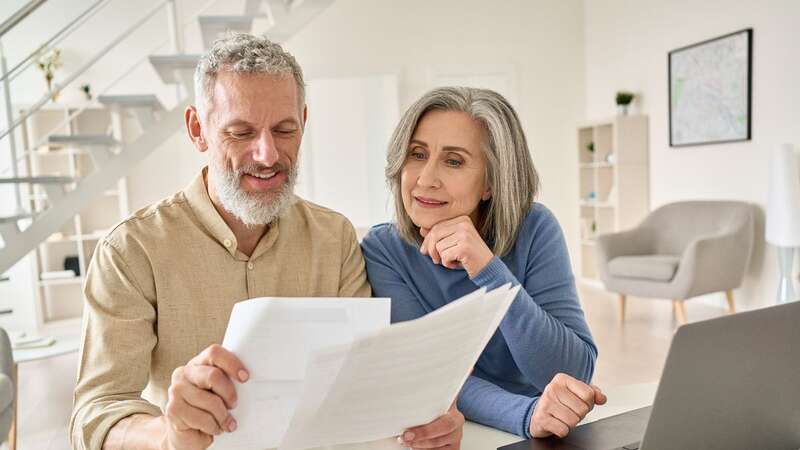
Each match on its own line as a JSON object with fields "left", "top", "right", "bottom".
{"left": 530, "top": 373, "right": 607, "bottom": 439}
{"left": 397, "top": 403, "right": 464, "bottom": 449}
{"left": 419, "top": 216, "right": 494, "bottom": 278}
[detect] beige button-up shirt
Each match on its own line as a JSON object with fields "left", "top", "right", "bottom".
{"left": 70, "top": 169, "right": 371, "bottom": 449}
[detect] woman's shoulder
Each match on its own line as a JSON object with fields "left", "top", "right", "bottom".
{"left": 361, "top": 222, "right": 411, "bottom": 254}
{"left": 521, "top": 202, "right": 562, "bottom": 234}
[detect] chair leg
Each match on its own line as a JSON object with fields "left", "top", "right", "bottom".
{"left": 618, "top": 294, "right": 627, "bottom": 322}
{"left": 725, "top": 290, "right": 736, "bottom": 314}
{"left": 673, "top": 299, "right": 688, "bottom": 325}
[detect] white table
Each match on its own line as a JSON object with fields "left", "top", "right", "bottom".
{"left": 461, "top": 383, "right": 658, "bottom": 450}
{"left": 8, "top": 333, "right": 81, "bottom": 450}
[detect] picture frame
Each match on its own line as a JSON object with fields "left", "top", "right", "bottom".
{"left": 668, "top": 28, "right": 752, "bottom": 147}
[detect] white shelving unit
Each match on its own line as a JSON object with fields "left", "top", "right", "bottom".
{"left": 20, "top": 102, "right": 130, "bottom": 332}
{"left": 577, "top": 115, "right": 649, "bottom": 285}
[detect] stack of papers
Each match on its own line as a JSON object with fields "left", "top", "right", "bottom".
{"left": 213, "top": 284, "right": 518, "bottom": 450}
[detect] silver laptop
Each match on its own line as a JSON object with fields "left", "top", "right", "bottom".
{"left": 499, "top": 300, "right": 800, "bottom": 450}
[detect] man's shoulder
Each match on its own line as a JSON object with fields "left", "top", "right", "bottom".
{"left": 104, "top": 190, "right": 191, "bottom": 249}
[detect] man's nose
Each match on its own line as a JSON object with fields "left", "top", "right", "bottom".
{"left": 252, "top": 131, "right": 280, "bottom": 166}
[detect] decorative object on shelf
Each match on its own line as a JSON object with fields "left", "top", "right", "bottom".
{"left": 590, "top": 220, "right": 597, "bottom": 237}
{"left": 615, "top": 91, "right": 635, "bottom": 115}
{"left": 79, "top": 83, "right": 92, "bottom": 100}
{"left": 669, "top": 28, "right": 752, "bottom": 147}
{"left": 766, "top": 143, "right": 800, "bottom": 304}
{"left": 606, "top": 152, "right": 616, "bottom": 164}
{"left": 586, "top": 142, "right": 595, "bottom": 154}
{"left": 35, "top": 47, "right": 63, "bottom": 101}
{"left": 64, "top": 255, "right": 81, "bottom": 276}
{"left": 586, "top": 191, "right": 597, "bottom": 201}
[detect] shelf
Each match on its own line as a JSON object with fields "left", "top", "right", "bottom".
{"left": 26, "top": 189, "right": 117, "bottom": 201}
{"left": 580, "top": 162, "right": 615, "bottom": 169}
{"left": 581, "top": 239, "right": 597, "bottom": 246}
{"left": 579, "top": 200, "right": 616, "bottom": 208}
{"left": 45, "top": 230, "right": 108, "bottom": 243}
{"left": 38, "top": 276, "right": 83, "bottom": 286}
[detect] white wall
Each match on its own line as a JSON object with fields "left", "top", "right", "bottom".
{"left": 584, "top": 0, "right": 800, "bottom": 309}
{"left": 3, "top": 0, "right": 588, "bottom": 276}
{"left": 284, "top": 0, "right": 586, "bottom": 255}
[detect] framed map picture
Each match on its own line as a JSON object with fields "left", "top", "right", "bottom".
{"left": 669, "top": 28, "right": 752, "bottom": 147}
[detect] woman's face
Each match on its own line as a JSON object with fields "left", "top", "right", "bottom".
{"left": 400, "top": 109, "right": 491, "bottom": 231}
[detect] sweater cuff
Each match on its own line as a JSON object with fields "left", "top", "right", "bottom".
{"left": 470, "top": 256, "right": 518, "bottom": 289}
{"left": 523, "top": 396, "right": 539, "bottom": 439}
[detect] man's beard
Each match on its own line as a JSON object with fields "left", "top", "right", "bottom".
{"left": 209, "top": 158, "right": 298, "bottom": 227}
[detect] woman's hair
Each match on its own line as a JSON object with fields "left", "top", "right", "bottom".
{"left": 386, "top": 86, "right": 539, "bottom": 256}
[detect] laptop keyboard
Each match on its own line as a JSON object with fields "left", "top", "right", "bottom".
{"left": 613, "top": 443, "right": 641, "bottom": 450}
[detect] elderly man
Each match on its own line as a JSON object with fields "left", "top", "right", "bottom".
{"left": 70, "top": 34, "right": 463, "bottom": 450}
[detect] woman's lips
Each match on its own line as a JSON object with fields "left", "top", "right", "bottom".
{"left": 414, "top": 196, "right": 448, "bottom": 208}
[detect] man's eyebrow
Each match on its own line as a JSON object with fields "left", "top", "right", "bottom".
{"left": 220, "top": 119, "right": 253, "bottom": 129}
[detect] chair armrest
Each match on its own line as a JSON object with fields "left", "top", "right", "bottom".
{"left": 596, "top": 227, "right": 653, "bottom": 263}
{"left": 595, "top": 227, "right": 653, "bottom": 282}
{"left": 672, "top": 230, "right": 752, "bottom": 298}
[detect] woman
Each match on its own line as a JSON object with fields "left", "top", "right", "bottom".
{"left": 361, "top": 87, "right": 605, "bottom": 444}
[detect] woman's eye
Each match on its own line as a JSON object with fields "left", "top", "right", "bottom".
{"left": 409, "top": 151, "right": 426, "bottom": 160}
{"left": 446, "top": 158, "right": 463, "bottom": 167}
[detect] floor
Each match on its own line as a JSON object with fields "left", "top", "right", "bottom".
{"left": 4, "top": 284, "right": 733, "bottom": 450}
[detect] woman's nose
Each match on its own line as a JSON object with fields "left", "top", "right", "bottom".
{"left": 417, "top": 160, "right": 441, "bottom": 188}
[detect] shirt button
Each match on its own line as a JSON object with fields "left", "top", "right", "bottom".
{"left": 223, "top": 239, "right": 232, "bottom": 248}
{"left": 247, "top": 262, "right": 254, "bottom": 270}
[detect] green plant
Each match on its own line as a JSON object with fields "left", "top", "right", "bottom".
{"left": 586, "top": 142, "right": 595, "bottom": 153}
{"left": 80, "top": 83, "right": 92, "bottom": 100}
{"left": 616, "top": 91, "right": 635, "bottom": 106}
{"left": 35, "top": 48, "right": 63, "bottom": 100}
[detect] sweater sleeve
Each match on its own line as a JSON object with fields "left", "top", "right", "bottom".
{"left": 361, "top": 230, "right": 537, "bottom": 437}
{"left": 471, "top": 211, "right": 597, "bottom": 390}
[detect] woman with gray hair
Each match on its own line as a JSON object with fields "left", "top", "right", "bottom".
{"left": 361, "top": 87, "right": 605, "bottom": 444}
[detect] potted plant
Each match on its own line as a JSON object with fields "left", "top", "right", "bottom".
{"left": 615, "top": 91, "right": 635, "bottom": 115}
{"left": 35, "top": 47, "right": 63, "bottom": 101}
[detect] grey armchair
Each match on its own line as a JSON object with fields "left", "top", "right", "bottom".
{"left": 596, "top": 201, "right": 755, "bottom": 324}
{"left": 0, "top": 328, "right": 14, "bottom": 445}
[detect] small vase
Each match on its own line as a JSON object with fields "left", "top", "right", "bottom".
{"left": 617, "top": 104, "right": 629, "bottom": 116}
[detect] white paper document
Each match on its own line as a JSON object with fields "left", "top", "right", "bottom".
{"left": 213, "top": 285, "right": 517, "bottom": 450}
{"left": 277, "top": 284, "right": 518, "bottom": 450}
{"left": 212, "top": 297, "right": 391, "bottom": 450}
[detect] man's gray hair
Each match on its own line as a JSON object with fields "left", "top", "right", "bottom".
{"left": 386, "top": 86, "right": 540, "bottom": 257}
{"left": 194, "top": 33, "right": 306, "bottom": 119}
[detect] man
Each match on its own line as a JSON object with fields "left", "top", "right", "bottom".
{"left": 70, "top": 34, "right": 464, "bottom": 450}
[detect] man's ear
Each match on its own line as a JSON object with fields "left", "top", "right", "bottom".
{"left": 185, "top": 105, "right": 208, "bottom": 152}
{"left": 302, "top": 104, "right": 308, "bottom": 128}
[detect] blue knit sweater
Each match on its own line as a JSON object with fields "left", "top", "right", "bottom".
{"left": 360, "top": 203, "right": 597, "bottom": 437}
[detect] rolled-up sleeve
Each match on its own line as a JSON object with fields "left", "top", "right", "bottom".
{"left": 70, "top": 237, "right": 162, "bottom": 450}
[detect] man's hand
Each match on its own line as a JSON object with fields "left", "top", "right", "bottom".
{"left": 530, "top": 373, "right": 607, "bottom": 439}
{"left": 397, "top": 403, "right": 464, "bottom": 449}
{"left": 419, "top": 216, "right": 494, "bottom": 278}
{"left": 163, "top": 344, "right": 249, "bottom": 450}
